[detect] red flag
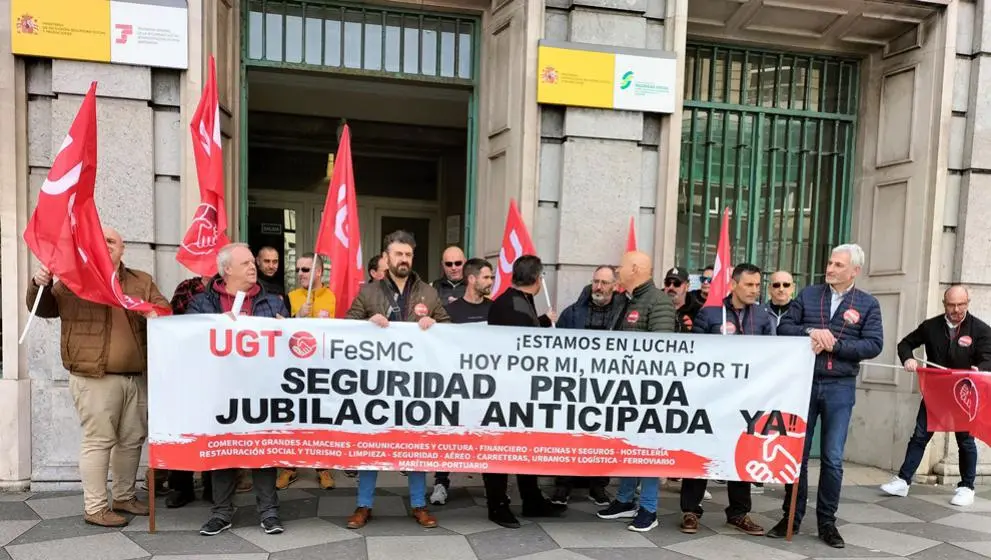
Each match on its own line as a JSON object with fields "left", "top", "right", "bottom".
{"left": 491, "top": 199, "right": 537, "bottom": 299}
{"left": 314, "top": 124, "right": 363, "bottom": 317}
{"left": 704, "top": 207, "right": 732, "bottom": 308}
{"left": 23, "top": 82, "right": 170, "bottom": 316}
{"left": 177, "top": 55, "right": 229, "bottom": 277}
{"left": 918, "top": 368, "right": 991, "bottom": 446}
{"left": 626, "top": 216, "right": 638, "bottom": 252}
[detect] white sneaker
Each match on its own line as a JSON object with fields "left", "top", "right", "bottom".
{"left": 430, "top": 483, "right": 448, "bottom": 505}
{"left": 950, "top": 487, "right": 975, "bottom": 507}
{"left": 880, "top": 477, "right": 910, "bottom": 497}
{"left": 703, "top": 490, "right": 712, "bottom": 501}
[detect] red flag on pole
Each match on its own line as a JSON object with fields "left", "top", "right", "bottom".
{"left": 704, "top": 208, "right": 732, "bottom": 308}
{"left": 491, "top": 199, "right": 537, "bottom": 299}
{"left": 314, "top": 124, "right": 364, "bottom": 318}
{"left": 626, "top": 216, "right": 638, "bottom": 252}
{"left": 177, "top": 55, "right": 229, "bottom": 277}
{"left": 23, "top": 82, "right": 170, "bottom": 316}
{"left": 918, "top": 368, "right": 991, "bottom": 446}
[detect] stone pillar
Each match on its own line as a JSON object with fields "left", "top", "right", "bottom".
{"left": 939, "top": 0, "right": 991, "bottom": 485}
{"left": 0, "top": 0, "right": 32, "bottom": 491}
{"left": 537, "top": 0, "right": 682, "bottom": 307}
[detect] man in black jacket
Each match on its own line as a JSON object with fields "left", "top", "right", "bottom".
{"left": 486, "top": 255, "right": 561, "bottom": 528}
{"left": 881, "top": 285, "right": 991, "bottom": 507}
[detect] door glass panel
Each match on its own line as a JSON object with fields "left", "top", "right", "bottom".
{"left": 381, "top": 215, "right": 431, "bottom": 281}
{"left": 248, "top": 205, "right": 299, "bottom": 292}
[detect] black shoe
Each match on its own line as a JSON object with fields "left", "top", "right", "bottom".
{"left": 588, "top": 486, "right": 611, "bottom": 507}
{"left": 488, "top": 505, "right": 521, "bottom": 529}
{"left": 199, "top": 517, "right": 232, "bottom": 536}
{"left": 818, "top": 524, "right": 844, "bottom": 548}
{"left": 766, "top": 517, "right": 799, "bottom": 539}
{"left": 550, "top": 486, "right": 570, "bottom": 506}
{"left": 165, "top": 490, "right": 195, "bottom": 509}
{"left": 261, "top": 517, "right": 285, "bottom": 535}
{"left": 521, "top": 499, "right": 565, "bottom": 518}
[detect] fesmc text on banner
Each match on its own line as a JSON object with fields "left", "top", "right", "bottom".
{"left": 149, "top": 316, "right": 815, "bottom": 483}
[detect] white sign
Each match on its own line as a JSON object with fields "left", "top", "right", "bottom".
{"left": 110, "top": 0, "right": 188, "bottom": 69}
{"left": 613, "top": 54, "right": 676, "bottom": 113}
{"left": 148, "top": 315, "right": 815, "bottom": 482}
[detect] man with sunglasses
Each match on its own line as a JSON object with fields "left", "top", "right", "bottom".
{"left": 662, "top": 267, "right": 701, "bottom": 332}
{"left": 763, "top": 271, "right": 796, "bottom": 333}
{"left": 276, "top": 253, "right": 338, "bottom": 491}
{"left": 431, "top": 246, "right": 467, "bottom": 303}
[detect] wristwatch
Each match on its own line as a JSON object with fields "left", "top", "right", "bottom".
{"left": 805, "top": 327, "right": 815, "bottom": 335}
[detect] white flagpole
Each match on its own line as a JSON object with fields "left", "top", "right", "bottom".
{"left": 541, "top": 278, "right": 555, "bottom": 328}
{"left": 721, "top": 304, "right": 727, "bottom": 335}
{"left": 18, "top": 286, "right": 45, "bottom": 344}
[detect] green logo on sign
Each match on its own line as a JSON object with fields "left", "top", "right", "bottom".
{"left": 620, "top": 71, "right": 634, "bottom": 89}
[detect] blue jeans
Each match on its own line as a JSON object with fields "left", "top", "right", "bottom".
{"left": 897, "top": 400, "right": 977, "bottom": 489}
{"left": 782, "top": 378, "right": 856, "bottom": 528}
{"left": 616, "top": 477, "right": 659, "bottom": 513}
{"left": 357, "top": 471, "right": 427, "bottom": 509}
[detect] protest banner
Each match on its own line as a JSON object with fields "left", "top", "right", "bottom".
{"left": 148, "top": 315, "right": 815, "bottom": 483}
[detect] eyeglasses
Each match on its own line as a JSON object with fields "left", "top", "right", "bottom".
{"left": 772, "top": 282, "right": 792, "bottom": 289}
{"left": 664, "top": 279, "right": 683, "bottom": 288}
{"left": 296, "top": 267, "right": 311, "bottom": 273}
{"left": 444, "top": 261, "right": 464, "bottom": 267}
{"left": 700, "top": 277, "right": 712, "bottom": 284}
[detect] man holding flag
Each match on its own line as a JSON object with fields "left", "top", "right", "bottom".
{"left": 880, "top": 285, "right": 991, "bottom": 507}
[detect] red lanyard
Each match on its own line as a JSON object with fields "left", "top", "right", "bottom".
{"left": 820, "top": 287, "right": 855, "bottom": 370}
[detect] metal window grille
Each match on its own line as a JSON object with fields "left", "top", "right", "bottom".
{"left": 246, "top": 0, "right": 475, "bottom": 84}
{"left": 677, "top": 44, "right": 860, "bottom": 288}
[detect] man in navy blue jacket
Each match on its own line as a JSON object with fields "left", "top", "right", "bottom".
{"left": 766, "top": 244, "right": 883, "bottom": 548}
{"left": 680, "top": 263, "right": 771, "bottom": 537}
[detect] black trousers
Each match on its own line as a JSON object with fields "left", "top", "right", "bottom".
{"left": 168, "top": 470, "right": 212, "bottom": 497}
{"left": 554, "top": 476, "right": 609, "bottom": 491}
{"left": 483, "top": 473, "right": 543, "bottom": 511}
{"left": 681, "top": 478, "right": 751, "bottom": 520}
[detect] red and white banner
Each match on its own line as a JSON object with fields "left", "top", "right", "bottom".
{"left": 705, "top": 207, "right": 731, "bottom": 308}
{"left": 148, "top": 315, "right": 815, "bottom": 481}
{"left": 919, "top": 368, "right": 991, "bottom": 446}
{"left": 491, "top": 199, "right": 536, "bottom": 299}
{"left": 177, "top": 54, "right": 229, "bottom": 277}
{"left": 23, "top": 82, "right": 170, "bottom": 316}
{"left": 314, "top": 123, "right": 363, "bottom": 317}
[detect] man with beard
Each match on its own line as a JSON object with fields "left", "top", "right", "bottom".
{"left": 550, "top": 265, "right": 623, "bottom": 507}
{"left": 662, "top": 267, "right": 700, "bottom": 333}
{"left": 429, "top": 257, "right": 495, "bottom": 506}
{"left": 597, "top": 251, "right": 675, "bottom": 533}
{"left": 255, "top": 246, "right": 290, "bottom": 312}
{"left": 345, "top": 230, "right": 450, "bottom": 530}
{"left": 762, "top": 270, "right": 795, "bottom": 333}
{"left": 485, "top": 255, "right": 563, "bottom": 529}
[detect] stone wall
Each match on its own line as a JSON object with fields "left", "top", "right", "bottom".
{"left": 536, "top": 0, "right": 668, "bottom": 309}
{"left": 24, "top": 59, "right": 185, "bottom": 486}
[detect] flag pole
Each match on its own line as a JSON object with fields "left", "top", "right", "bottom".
{"left": 18, "top": 285, "right": 45, "bottom": 344}
{"left": 541, "top": 278, "right": 555, "bottom": 328}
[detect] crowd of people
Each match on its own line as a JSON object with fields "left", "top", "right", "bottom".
{"left": 27, "top": 226, "right": 990, "bottom": 550}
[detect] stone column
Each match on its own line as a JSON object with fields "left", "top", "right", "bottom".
{"left": 0, "top": 0, "right": 32, "bottom": 491}
{"left": 537, "top": 0, "right": 682, "bottom": 307}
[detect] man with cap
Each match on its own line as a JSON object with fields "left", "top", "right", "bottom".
{"left": 662, "top": 267, "right": 701, "bottom": 333}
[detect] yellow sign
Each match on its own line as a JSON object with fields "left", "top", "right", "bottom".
{"left": 11, "top": 0, "right": 111, "bottom": 63}
{"left": 537, "top": 45, "right": 615, "bottom": 110}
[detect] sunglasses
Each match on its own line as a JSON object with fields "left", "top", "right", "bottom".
{"left": 444, "top": 261, "right": 464, "bottom": 267}
{"left": 664, "top": 279, "right": 683, "bottom": 288}
{"left": 700, "top": 277, "right": 712, "bottom": 284}
{"left": 772, "top": 282, "right": 792, "bottom": 289}
{"left": 296, "top": 267, "right": 311, "bottom": 273}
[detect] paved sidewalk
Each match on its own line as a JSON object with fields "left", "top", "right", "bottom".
{"left": 2, "top": 467, "right": 990, "bottom": 560}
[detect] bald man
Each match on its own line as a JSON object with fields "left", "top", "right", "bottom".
{"left": 762, "top": 270, "right": 795, "bottom": 334}
{"left": 882, "top": 285, "right": 991, "bottom": 507}
{"left": 27, "top": 227, "right": 169, "bottom": 528}
{"left": 432, "top": 246, "right": 467, "bottom": 303}
{"left": 597, "top": 251, "right": 676, "bottom": 532}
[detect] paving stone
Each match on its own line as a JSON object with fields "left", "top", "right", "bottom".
{"left": 540, "top": 522, "right": 655, "bottom": 548}
{"left": 366, "top": 535, "right": 476, "bottom": 560}
{"left": 6, "top": 532, "right": 148, "bottom": 560}
{"left": 268, "top": 538, "right": 368, "bottom": 560}
{"left": 0, "top": 521, "right": 38, "bottom": 547}
{"left": 953, "top": 542, "right": 991, "bottom": 557}
{"left": 665, "top": 534, "right": 806, "bottom": 560}
{"left": 914, "top": 494, "right": 991, "bottom": 513}
{"left": 145, "top": 555, "right": 266, "bottom": 560}
{"left": 123, "top": 530, "right": 265, "bottom": 555}
{"left": 0, "top": 495, "right": 32, "bottom": 503}
{"left": 0, "top": 548, "right": 10, "bottom": 560}
{"left": 437, "top": 506, "right": 508, "bottom": 535}
{"left": 123, "top": 506, "right": 215, "bottom": 532}
{"left": 757, "top": 531, "right": 898, "bottom": 558}
{"left": 0, "top": 504, "right": 39, "bottom": 522}
{"left": 839, "top": 486, "right": 899, "bottom": 504}
{"left": 838, "top": 524, "right": 941, "bottom": 557}
{"left": 7, "top": 516, "right": 116, "bottom": 545}
{"left": 318, "top": 495, "right": 407, "bottom": 517}
{"left": 638, "top": 513, "right": 719, "bottom": 548}
{"left": 348, "top": 516, "right": 458, "bottom": 537}
{"left": 906, "top": 543, "right": 991, "bottom": 560}
{"left": 573, "top": 548, "right": 695, "bottom": 560}
{"left": 697, "top": 511, "right": 779, "bottom": 535}
{"left": 232, "top": 517, "right": 359, "bottom": 553}
{"left": 468, "top": 524, "right": 559, "bottom": 560}
{"left": 506, "top": 551, "right": 596, "bottom": 560}
{"left": 24, "top": 495, "right": 84, "bottom": 520}
{"left": 835, "top": 504, "right": 923, "bottom": 524}
{"left": 866, "top": 522, "right": 991, "bottom": 543}
{"left": 932, "top": 513, "right": 991, "bottom": 535}
{"left": 873, "top": 497, "right": 964, "bottom": 523}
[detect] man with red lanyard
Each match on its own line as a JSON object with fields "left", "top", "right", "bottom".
{"left": 766, "top": 244, "right": 883, "bottom": 548}
{"left": 881, "top": 285, "right": 991, "bottom": 506}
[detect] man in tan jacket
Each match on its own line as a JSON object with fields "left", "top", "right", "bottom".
{"left": 27, "top": 227, "right": 169, "bottom": 528}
